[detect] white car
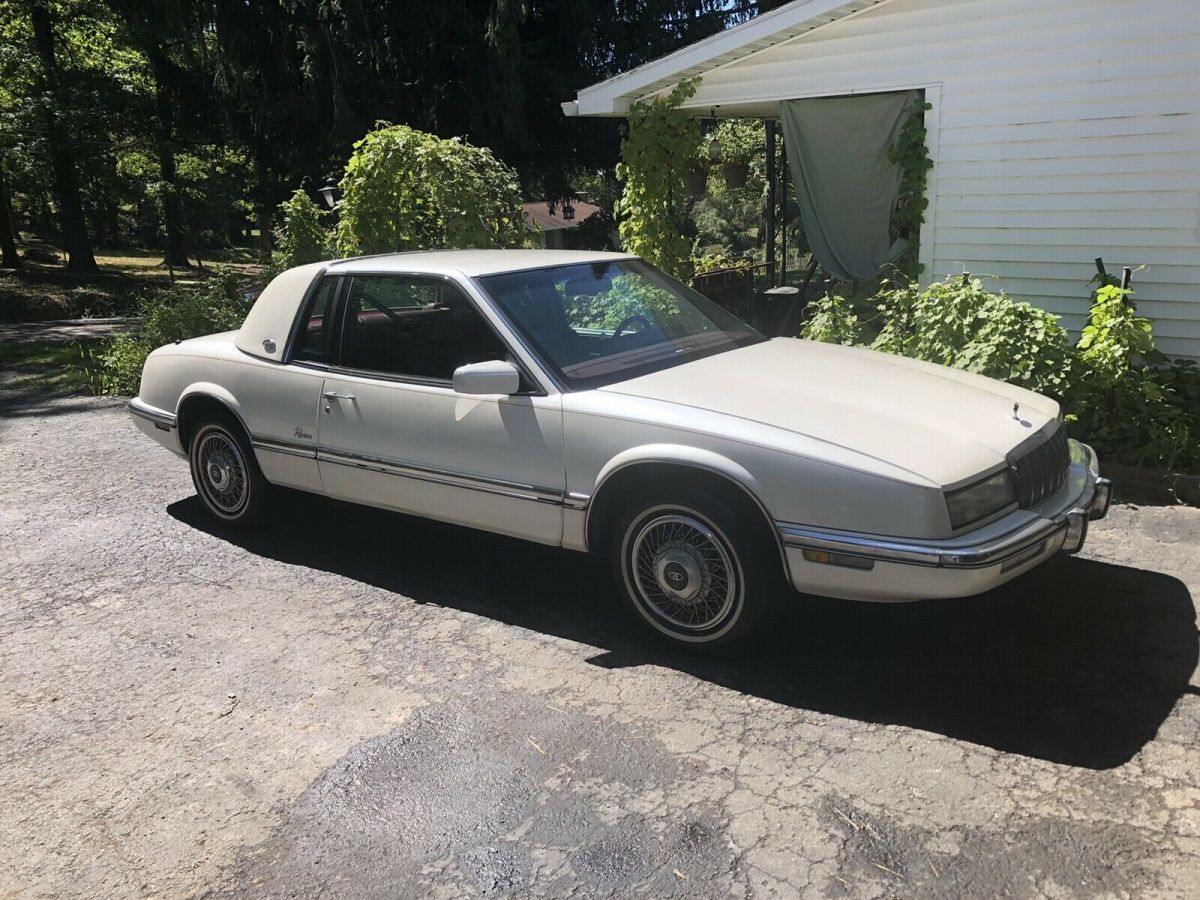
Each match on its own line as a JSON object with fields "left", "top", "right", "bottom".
{"left": 129, "top": 250, "right": 1111, "bottom": 647}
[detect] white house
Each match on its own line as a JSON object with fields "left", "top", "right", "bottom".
{"left": 564, "top": 0, "right": 1200, "bottom": 361}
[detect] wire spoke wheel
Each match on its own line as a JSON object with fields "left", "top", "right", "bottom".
{"left": 194, "top": 426, "right": 249, "bottom": 516}
{"left": 627, "top": 511, "right": 739, "bottom": 634}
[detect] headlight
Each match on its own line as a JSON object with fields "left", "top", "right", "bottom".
{"left": 946, "top": 469, "right": 1016, "bottom": 529}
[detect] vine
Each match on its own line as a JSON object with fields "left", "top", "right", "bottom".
{"left": 614, "top": 79, "right": 699, "bottom": 281}
{"left": 887, "top": 99, "right": 933, "bottom": 278}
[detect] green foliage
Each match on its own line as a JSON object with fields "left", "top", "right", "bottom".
{"left": 887, "top": 100, "right": 933, "bottom": 277}
{"left": 274, "top": 188, "right": 331, "bottom": 268}
{"left": 1070, "top": 285, "right": 1197, "bottom": 471}
{"left": 560, "top": 271, "right": 685, "bottom": 334}
{"left": 335, "top": 124, "right": 525, "bottom": 257}
{"left": 706, "top": 118, "right": 759, "bottom": 166}
{"left": 799, "top": 293, "right": 863, "bottom": 346}
{"left": 691, "top": 118, "right": 777, "bottom": 257}
{"left": 93, "top": 269, "right": 249, "bottom": 396}
{"left": 692, "top": 249, "right": 753, "bottom": 275}
{"left": 614, "top": 79, "right": 699, "bottom": 281}
{"left": 868, "top": 276, "right": 1072, "bottom": 397}
{"left": 801, "top": 274, "right": 1199, "bottom": 473}
{"left": 1076, "top": 285, "right": 1157, "bottom": 387}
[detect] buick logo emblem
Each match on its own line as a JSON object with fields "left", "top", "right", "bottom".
{"left": 663, "top": 562, "right": 689, "bottom": 589}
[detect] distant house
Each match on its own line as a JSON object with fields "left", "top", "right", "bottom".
{"left": 564, "top": 0, "right": 1200, "bottom": 360}
{"left": 523, "top": 196, "right": 603, "bottom": 249}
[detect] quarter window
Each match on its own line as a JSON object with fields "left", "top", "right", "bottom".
{"left": 292, "top": 276, "right": 338, "bottom": 363}
{"left": 338, "top": 275, "right": 509, "bottom": 381}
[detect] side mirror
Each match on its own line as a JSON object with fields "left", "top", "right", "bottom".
{"left": 452, "top": 360, "right": 521, "bottom": 396}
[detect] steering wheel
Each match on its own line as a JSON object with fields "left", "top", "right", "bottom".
{"left": 612, "top": 314, "right": 653, "bottom": 339}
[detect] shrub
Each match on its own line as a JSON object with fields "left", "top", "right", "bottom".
{"left": 1068, "top": 285, "right": 1197, "bottom": 471}
{"left": 93, "top": 269, "right": 250, "bottom": 396}
{"left": 275, "top": 188, "right": 332, "bottom": 268}
{"left": 799, "top": 293, "right": 863, "bottom": 346}
{"left": 869, "top": 276, "right": 1073, "bottom": 397}
{"left": 800, "top": 275, "right": 1198, "bottom": 474}
{"left": 335, "top": 124, "right": 525, "bottom": 256}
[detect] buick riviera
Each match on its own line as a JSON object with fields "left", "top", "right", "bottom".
{"left": 129, "top": 250, "right": 1111, "bottom": 647}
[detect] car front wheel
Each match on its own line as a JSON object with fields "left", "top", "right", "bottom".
{"left": 611, "top": 488, "right": 774, "bottom": 648}
{"left": 188, "top": 416, "right": 268, "bottom": 527}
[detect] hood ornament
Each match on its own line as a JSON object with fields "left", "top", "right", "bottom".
{"left": 1012, "top": 402, "right": 1020, "bottom": 421}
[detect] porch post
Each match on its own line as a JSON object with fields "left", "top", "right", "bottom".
{"left": 764, "top": 118, "right": 776, "bottom": 287}
{"left": 780, "top": 139, "right": 788, "bottom": 286}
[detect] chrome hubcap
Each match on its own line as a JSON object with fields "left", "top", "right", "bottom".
{"left": 631, "top": 514, "right": 736, "bottom": 631}
{"left": 197, "top": 430, "right": 247, "bottom": 514}
{"left": 207, "top": 460, "right": 232, "bottom": 492}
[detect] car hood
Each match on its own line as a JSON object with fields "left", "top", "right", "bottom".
{"left": 598, "top": 338, "right": 1059, "bottom": 488}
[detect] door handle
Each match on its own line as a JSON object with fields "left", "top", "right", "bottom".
{"left": 322, "top": 391, "right": 356, "bottom": 401}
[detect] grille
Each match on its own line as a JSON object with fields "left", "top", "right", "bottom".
{"left": 1009, "top": 426, "right": 1070, "bottom": 508}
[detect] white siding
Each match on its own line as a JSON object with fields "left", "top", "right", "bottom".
{"left": 672, "top": 0, "right": 1200, "bottom": 360}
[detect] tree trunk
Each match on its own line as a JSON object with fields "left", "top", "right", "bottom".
{"left": 147, "top": 47, "right": 189, "bottom": 268}
{"left": 30, "top": 2, "right": 98, "bottom": 274}
{"left": 0, "top": 156, "right": 21, "bottom": 270}
{"left": 254, "top": 146, "right": 273, "bottom": 263}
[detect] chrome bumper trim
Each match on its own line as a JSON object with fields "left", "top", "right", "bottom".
{"left": 778, "top": 519, "right": 1068, "bottom": 570}
{"left": 780, "top": 449, "right": 1110, "bottom": 571}
{"left": 251, "top": 435, "right": 317, "bottom": 460}
{"left": 1090, "top": 477, "right": 1113, "bottom": 520}
{"left": 563, "top": 491, "right": 591, "bottom": 511}
{"left": 317, "top": 447, "right": 565, "bottom": 505}
{"left": 127, "top": 398, "right": 176, "bottom": 430}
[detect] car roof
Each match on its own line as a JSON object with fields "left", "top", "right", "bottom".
{"left": 325, "top": 249, "right": 637, "bottom": 277}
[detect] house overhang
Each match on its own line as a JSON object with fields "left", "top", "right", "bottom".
{"left": 562, "top": 0, "right": 893, "bottom": 119}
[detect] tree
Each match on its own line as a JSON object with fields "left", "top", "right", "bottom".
{"left": 0, "top": 151, "right": 20, "bottom": 268}
{"left": 335, "top": 124, "right": 525, "bottom": 256}
{"left": 29, "top": 0, "right": 97, "bottom": 272}
{"left": 106, "top": 0, "right": 209, "bottom": 268}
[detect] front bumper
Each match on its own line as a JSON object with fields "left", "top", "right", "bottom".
{"left": 776, "top": 439, "right": 1111, "bottom": 602}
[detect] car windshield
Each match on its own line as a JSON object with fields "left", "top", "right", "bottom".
{"left": 476, "top": 259, "right": 765, "bottom": 390}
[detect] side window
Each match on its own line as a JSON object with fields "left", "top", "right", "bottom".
{"left": 292, "top": 276, "right": 339, "bottom": 363}
{"left": 339, "top": 275, "right": 509, "bottom": 381}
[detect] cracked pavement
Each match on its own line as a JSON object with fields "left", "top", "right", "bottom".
{"left": 1, "top": 389, "right": 1198, "bottom": 898}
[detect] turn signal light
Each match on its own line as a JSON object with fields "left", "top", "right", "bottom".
{"left": 802, "top": 549, "right": 875, "bottom": 571}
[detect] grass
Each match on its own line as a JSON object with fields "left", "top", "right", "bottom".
{"left": 0, "top": 339, "right": 105, "bottom": 394}
{"left": 1, "top": 237, "right": 265, "bottom": 323}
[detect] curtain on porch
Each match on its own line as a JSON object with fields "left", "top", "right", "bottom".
{"left": 779, "top": 90, "right": 918, "bottom": 281}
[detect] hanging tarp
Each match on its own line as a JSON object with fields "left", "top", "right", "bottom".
{"left": 779, "top": 90, "right": 919, "bottom": 281}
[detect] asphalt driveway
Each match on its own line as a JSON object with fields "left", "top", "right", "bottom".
{"left": 1, "top": 388, "right": 1198, "bottom": 898}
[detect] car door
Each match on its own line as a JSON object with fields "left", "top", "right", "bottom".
{"left": 233, "top": 274, "right": 338, "bottom": 493}
{"left": 316, "top": 272, "right": 565, "bottom": 545}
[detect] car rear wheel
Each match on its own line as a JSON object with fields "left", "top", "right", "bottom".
{"left": 611, "top": 488, "right": 775, "bottom": 648}
{"left": 188, "top": 416, "right": 268, "bottom": 527}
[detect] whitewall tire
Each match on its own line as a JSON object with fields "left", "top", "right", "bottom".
{"left": 610, "top": 488, "right": 775, "bottom": 648}
{"left": 188, "top": 416, "right": 269, "bottom": 527}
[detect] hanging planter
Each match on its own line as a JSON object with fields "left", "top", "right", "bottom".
{"left": 722, "top": 163, "right": 749, "bottom": 190}
{"left": 683, "top": 165, "right": 708, "bottom": 197}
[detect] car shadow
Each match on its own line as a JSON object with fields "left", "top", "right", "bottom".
{"left": 168, "top": 490, "right": 1198, "bottom": 770}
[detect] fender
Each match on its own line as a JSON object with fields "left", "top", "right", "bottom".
{"left": 176, "top": 382, "right": 253, "bottom": 448}
{"left": 581, "top": 444, "right": 789, "bottom": 580}
{"left": 590, "top": 443, "right": 766, "bottom": 505}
